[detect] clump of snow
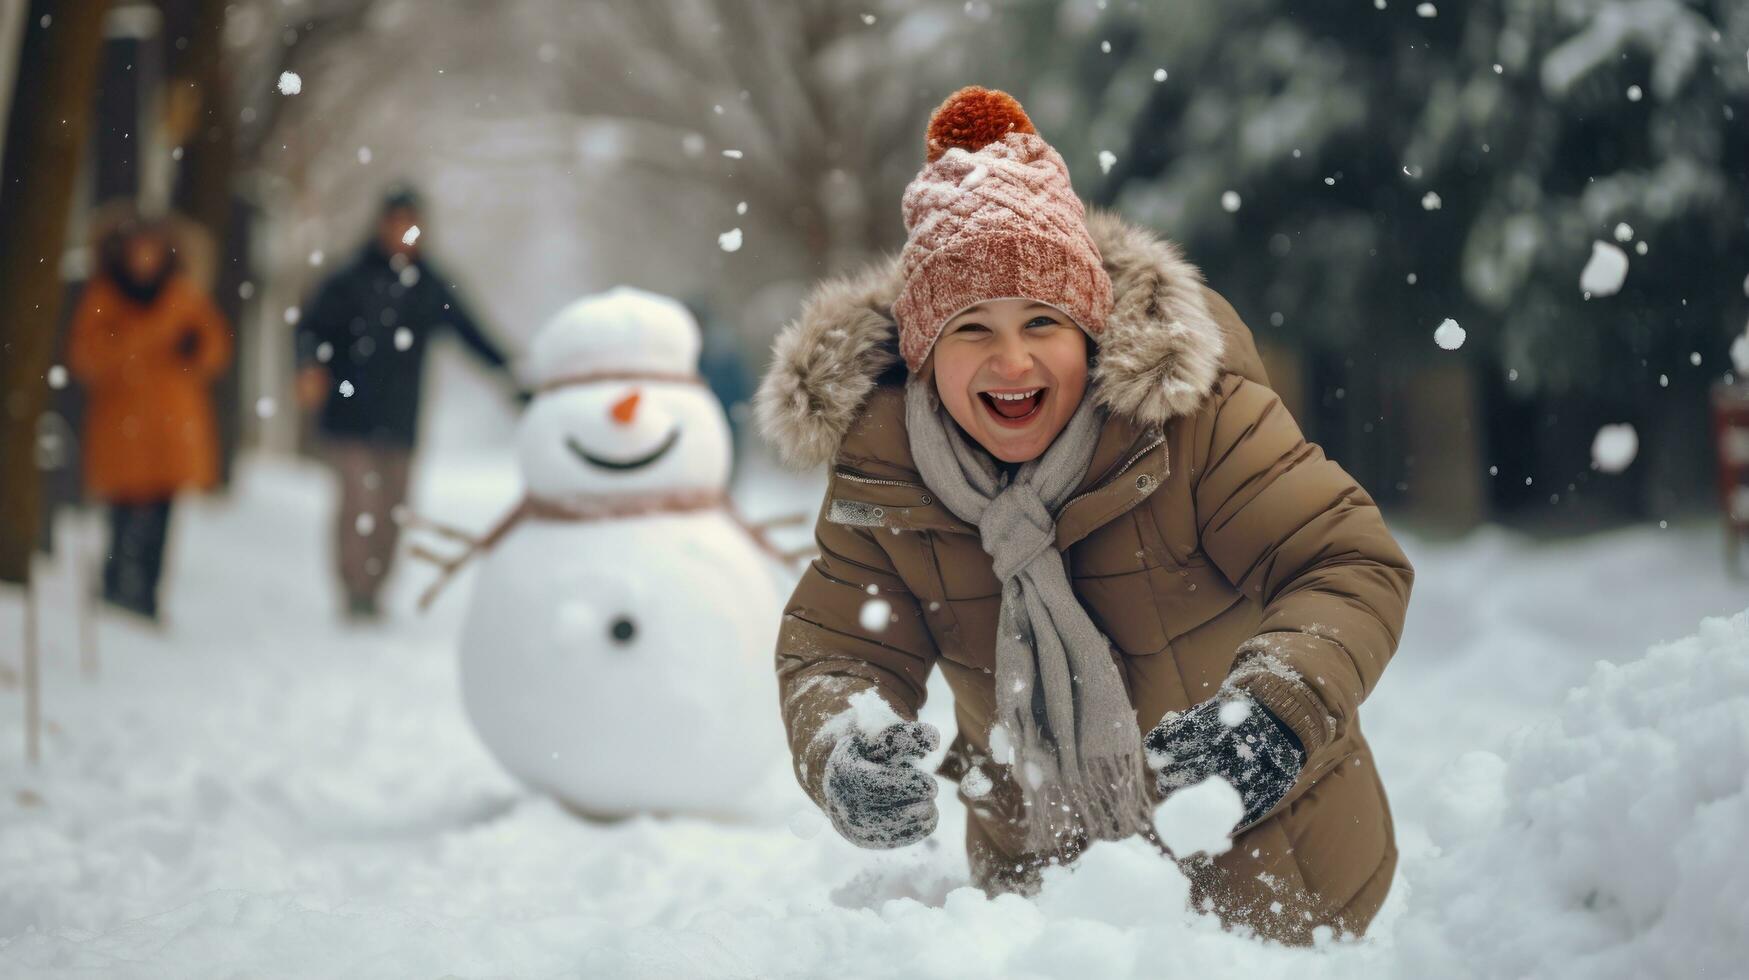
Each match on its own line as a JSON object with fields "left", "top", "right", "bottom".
{"left": 1217, "top": 699, "right": 1252, "bottom": 728}
{"left": 960, "top": 765, "right": 992, "bottom": 799}
{"left": 338, "top": 380, "right": 355, "bottom": 398}
{"left": 1433, "top": 318, "right": 1465, "bottom": 350}
{"left": 401, "top": 225, "right": 421, "bottom": 247}
{"left": 1613, "top": 222, "right": 1634, "bottom": 242}
{"left": 859, "top": 597, "right": 892, "bottom": 632}
{"left": 1730, "top": 326, "right": 1749, "bottom": 375}
{"left": 1097, "top": 150, "right": 1116, "bottom": 174}
{"left": 1408, "top": 611, "right": 1749, "bottom": 977}
{"left": 721, "top": 149, "right": 744, "bottom": 160}
{"left": 276, "top": 70, "right": 302, "bottom": 95}
{"left": 1421, "top": 192, "right": 1441, "bottom": 210}
{"left": 1152, "top": 67, "right": 1168, "bottom": 82}
{"left": 1220, "top": 190, "right": 1241, "bottom": 213}
{"left": 1590, "top": 424, "right": 1638, "bottom": 473}
{"left": 718, "top": 228, "right": 743, "bottom": 253}
{"left": 1580, "top": 240, "right": 1629, "bottom": 297}
{"left": 1153, "top": 776, "right": 1243, "bottom": 857}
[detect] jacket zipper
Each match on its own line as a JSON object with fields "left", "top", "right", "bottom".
{"left": 835, "top": 470, "right": 927, "bottom": 491}
{"left": 1058, "top": 431, "right": 1167, "bottom": 514}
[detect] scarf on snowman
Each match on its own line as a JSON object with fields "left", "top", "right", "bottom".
{"left": 903, "top": 379, "right": 1152, "bottom": 853}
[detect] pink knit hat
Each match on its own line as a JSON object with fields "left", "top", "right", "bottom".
{"left": 892, "top": 86, "right": 1114, "bottom": 372}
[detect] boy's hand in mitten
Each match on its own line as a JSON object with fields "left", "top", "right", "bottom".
{"left": 822, "top": 720, "right": 941, "bottom": 849}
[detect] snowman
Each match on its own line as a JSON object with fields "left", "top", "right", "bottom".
{"left": 427, "top": 287, "right": 792, "bottom": 818}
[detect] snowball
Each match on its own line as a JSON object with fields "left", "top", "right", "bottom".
{"left": 859, "top": 598, "right": 891, "bottom": 632}
{"left": 1220, "top": 190, "right": 1241, "bottom": 213}
{"left": 1153, "top": 776, "right": 1243, "bottom": 857}
{"left": 276, "top": 70, "right": 302, "bottom": 95}
{"left": 394, "top": 327, "right": 413, "bottom": 351}
{"left": 1613, "top": 222, "right": 1634, "bottom": 242}
{"left": 1580, "top": 240, "right": 1629, "bottom": 297}
{"left": 1590, "top": 424, "right": 1638, "bottom": 473}
{"left": 46, "top": 365, "right": 67, "bottom": 390}
{"left": 1217, "top": 699, "right": 1252, "bottom": 728}
{"left": 1434, "top": 318, "right": 1466, "bottom": 350}
{"left": 338, "top": 380, "right": 355, "bottom": 398}
{"left": 401, "top": 225, "right": 421, "bottom": 247}
{"left": 1152, "top": 68, "right": 1168, "bottom": 82}
{"left": 1421, "top": 191, "right": 1442, "bottom": 210}
{"left": 1097, "top": 150, "right": 1116, "bottom": 175}
{"left": 717, "top": 228, "right": 743, "bottom": 253}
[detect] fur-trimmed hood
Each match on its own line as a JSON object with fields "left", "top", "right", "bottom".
{"left": 756, "top": 209, "right": 1253, "bottom": 469}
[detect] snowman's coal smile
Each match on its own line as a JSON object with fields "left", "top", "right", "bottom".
{"left": 565, "top": 429, "right": 681, "bottom": 471}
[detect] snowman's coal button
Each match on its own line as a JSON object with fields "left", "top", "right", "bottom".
{"left": 609, "top": 617, "right": 637, "bottom": 644}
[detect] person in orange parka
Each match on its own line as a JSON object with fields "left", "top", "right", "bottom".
{"left": 68, "top": 213, "right": 233, "bottom": 621}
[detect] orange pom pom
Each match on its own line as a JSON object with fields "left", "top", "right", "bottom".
{"left": 924, "top": 86, "right": 1036, "bottom": 163}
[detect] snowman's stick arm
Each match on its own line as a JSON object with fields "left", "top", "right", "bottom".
{"left": 723, "top": 503, "right": 817, "bottom": 569}
{"left": 409, "top": 500, "right": 531, "bottom": 611}
{"left": 395, "top": 509, "right": 482, "bottom": 546}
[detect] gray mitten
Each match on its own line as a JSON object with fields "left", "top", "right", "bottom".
{"left": 822, "top": 721, "right": 941, "bottom": 849}
{"left": 1144, "top": 690, "right": 1304, "bottom": 828}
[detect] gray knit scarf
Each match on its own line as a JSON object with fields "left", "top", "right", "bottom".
{"left": 904, "top": 380, "right": 1151, "bottom": 853}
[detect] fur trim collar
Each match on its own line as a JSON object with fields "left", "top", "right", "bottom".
{"left": 754, "top": 209, "right": 1226, "bottom": 469}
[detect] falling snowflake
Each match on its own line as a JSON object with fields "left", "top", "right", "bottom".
{"left": 355, "top": 512, "right": 377, "bottom": 536}
{"left": 357, "top": 146, "right": 372, "bottom": 164}
{"left": 394, "top": 327, "right": 413, "bottom": 351}
{"left": 859, "top": 598, "right": 892, "bottom": 632}
{"left": 1590, "top": 424, "right": 1638, "bottom": 473}
{"left": 401, "top": 225, "right": 421, "bottom": 246}
{"left": 308, "top": 249, "right": 325, "bottom": 267}
{"left": 721, "top": 148, "right": 744, "bottom": 159}
{"left": 718, "top": 228, "right": 743, "bottom": 253}
{"left": 1434, "top": 318, "right": 1466, "bottom": 350}
{"left": 1580, "top": 241, "right": 1629, "bottom": 298}
{"left": 1153, "top": 68, "right": 1168, "bottom": 82}
{"left": 338, "top": 380, "right": 355, "bottom": 398}
{"left": 1221, "top": 190, "right": 1242, "bottom": 213}
{"left": 46, "top": 365, "right": 67, "bottom": 389}
{"left": 1626, "top": 85, "right": 1642, "bottom": 102}
{"left": 255, "top": 396, "right": 276, "bottom": 419}
{"left": 736, "top": 201, "right": 748, "bottom": 215}
{"left": 860, "top": 12, "right": 877, "bottom": 25}
{"left": 1416, "top": 2, "right": 1436, "bottom": 15}
{"left": 315, "top": 342, "right": 334, "bottom": 363}
{"left": 276, "top": 71, "right": 302, "bottom": 95}
{"left": 1097, "top": 150, "right": 1116, "bottom": 174}
{"left": 1422, "top": 192, "right": 1442, "bottom": 210}
{"left": 1613, "top": 222, "right": 1634, "bottom": 242}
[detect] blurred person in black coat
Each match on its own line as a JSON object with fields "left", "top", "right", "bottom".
{"left": 295, "top": 186, "right": 516, "bottom": 620}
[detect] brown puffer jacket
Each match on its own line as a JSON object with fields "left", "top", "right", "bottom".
{"left": 754, "top": 210, "right": 1414, "bottom": 944}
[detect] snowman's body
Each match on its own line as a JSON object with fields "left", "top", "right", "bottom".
{"left": 457, "top": 288, "right": 786, "bottom": 817}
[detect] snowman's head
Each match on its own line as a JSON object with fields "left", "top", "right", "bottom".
{"left": 519, "top": 288, "right": 732, "bottom": 500}
{"left": 517, "top": 381, "right": 731, "bottom": 499}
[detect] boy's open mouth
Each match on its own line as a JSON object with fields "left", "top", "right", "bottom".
{"left": 977, "top": 387, "right": 1046, "bottom": 427}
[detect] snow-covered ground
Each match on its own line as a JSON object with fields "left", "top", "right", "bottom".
{"left": 1, "top": 450, "right": 1745, "bottom": 978}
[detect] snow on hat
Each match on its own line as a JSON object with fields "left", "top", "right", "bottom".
{"left": 528, "top": 286, "right": 701, "bottom": 388}
{"left": 892, "top": 86, "right": 1114, "bottom": 373}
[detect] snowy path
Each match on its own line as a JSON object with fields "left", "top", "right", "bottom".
{"left": 1, "top": 452, "right": 1743, "bottom": 978}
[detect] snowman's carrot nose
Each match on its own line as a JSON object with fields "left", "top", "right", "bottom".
{"left": 610, "top": 390, "right": 641, "bottom": 426}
